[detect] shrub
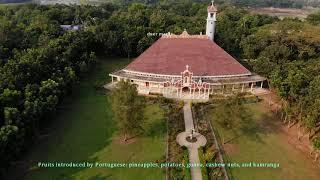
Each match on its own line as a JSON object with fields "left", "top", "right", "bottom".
{"left": 183, "top": 149, "right": 191, "bottom": 180}
{"left": 199, "top": 148, "right": 209, "bottom": 180}
{"left": 313, "top": 137, "right": 320, "bottom": 150}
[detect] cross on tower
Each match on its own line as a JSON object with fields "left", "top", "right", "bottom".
{"left": 211, "top": 0, "right": 214, "bottom": 6}
{"left": 186, "top": 65, "right": 189, "bottom": 71}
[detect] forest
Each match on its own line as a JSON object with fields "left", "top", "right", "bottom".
{"left": 0, "top": 1, "right": 319, "bottom": 177}
{"left": 2, "top": 0, "right": 320, "bottom": 8}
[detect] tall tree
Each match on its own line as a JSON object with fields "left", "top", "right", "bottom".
{"left": 307, "top": 11, "right": 320, "bottom": 25}
{"left": 110, "top": 80, "right": 145, "bottom": 142}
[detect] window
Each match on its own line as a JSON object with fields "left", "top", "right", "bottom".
{"left": 210, "top": 13, "right": 213, "bottom": 18}
{"left": 146, "top": 82, "right": 149, "bottom": 87}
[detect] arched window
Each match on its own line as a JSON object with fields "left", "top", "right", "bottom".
{"left": 184, "top": 76, "right": 188, "bottom": 83}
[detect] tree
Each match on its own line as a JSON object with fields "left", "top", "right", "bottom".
{"left": 303, "top": 99, "right": 320, "bottom": 138}
{"left": 39, "top": 79, "right": 60, "bottom": 114}
{"left": 0, "top": 89, "right": 21, "bottom": 107}
{"left": 314, "top": 137, "right": 320, "bottom": 150}
{"left": 312, "top": 137, "right": 320, "bottom": 161}
{"left": 308, "top": 75, "right": 320, "bottom": 100}
{"left": 0, "top": 4, "right": 113, "bottom": 174}
{"left": 260, "top": 44, "right": 292, "bottom": 64}
{"left": 110, "top": 80, "right": 145, "bottom": 142}
{"left": 0, "top": 125, "right": 19, "bottom": 174}
{"left": 4, "top": 107, "right": 21, "bottom": 126}
{"left": 307, "top": 11, "right": 320, "bottom": 26}
{"left": 241, "top": 19, "right": 320, "bottom": 61}
{"left": 250, "top": 56, "right": 276, "bottom": 77}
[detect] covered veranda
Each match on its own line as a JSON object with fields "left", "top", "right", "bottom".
{"left": 108, "top": 70, "right": 267, "bottom": 101}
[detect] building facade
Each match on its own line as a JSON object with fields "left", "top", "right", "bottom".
{"left": 108, "top": 3, "right": 266, "bottom": 100}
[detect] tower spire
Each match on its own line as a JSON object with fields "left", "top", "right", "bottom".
{"left": 206, "top": 1, "right": 218, "bottom": 41}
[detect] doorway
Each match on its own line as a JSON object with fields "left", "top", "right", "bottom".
{"left": 182, "top": 87, "right": 190, "bottom": 93}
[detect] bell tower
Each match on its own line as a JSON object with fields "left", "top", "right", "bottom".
{"left": 206, "top": 0, "right": 217, "bottom": 41}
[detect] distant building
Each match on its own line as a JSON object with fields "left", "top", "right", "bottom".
{"left": 108, "top": 2, "right": 266, "bottom": 100}
{"left": 39, "top": 0, "right": 80, "bottom": 5}
{"left": 37, "top": 0, "right": 100, "bottom": 6}
{"left": 60, "top": 25, "right": 82, "bottom": 31}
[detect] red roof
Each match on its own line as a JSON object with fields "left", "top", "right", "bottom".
{"left": 125, "top": 37, "right": 251, "bottom": 77}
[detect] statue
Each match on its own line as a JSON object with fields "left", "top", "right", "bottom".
{"left": 190, "top": 128, "right": 195, "bottom": 140}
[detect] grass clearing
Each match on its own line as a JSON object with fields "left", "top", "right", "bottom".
{"left": 206, "top": 102, "right": 320, "bottom": 180}
{"left": 9, "top": 57, "right": 166, "bottom": 180}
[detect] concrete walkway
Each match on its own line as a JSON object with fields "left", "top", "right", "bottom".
{"left": 183, "top": 102, "right": 195, "bottom": 131}
{"left": 176, "top": 101, "right": 207, "bottom": 180}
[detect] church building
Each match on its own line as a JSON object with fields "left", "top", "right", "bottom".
{"left": 108, "top": 2, "right": 266, "bottom": 100}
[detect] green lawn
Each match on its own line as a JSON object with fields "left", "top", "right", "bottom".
{"left": 208, "top": 102, "right": 320, "bottom": 180}
{"left": 17, "top": 58, "right": 166, "bottom": 180}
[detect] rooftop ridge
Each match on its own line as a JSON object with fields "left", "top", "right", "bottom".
{"left": 124, "top": 37, "right": 251, "bottom": 76}
{"left": 161, "top": 30, "right": 209, "bottom": 39}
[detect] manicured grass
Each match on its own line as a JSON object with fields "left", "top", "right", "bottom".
{"left": 207, "top": 102, "right": 320, "bottom": 180}
{"left": 16, "top": 58, "right": 166, "bottom": 180}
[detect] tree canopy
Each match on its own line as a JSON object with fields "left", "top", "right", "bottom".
{"left": 110, "top": 80, "right": 145, "bottom": 141}
{"left": 239, "top": 14, "right": 320, "bottom": 140}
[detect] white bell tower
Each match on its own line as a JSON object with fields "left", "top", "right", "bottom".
{"left": 206, "top": 0, "right": 217, "bottom": 41}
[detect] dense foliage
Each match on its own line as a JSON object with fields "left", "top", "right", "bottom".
{"left": 210, "top": 4, "right": 320, "bottom": 141}
{"left": 0, "top": 6, "right": 104, "bottom": 176}
{"left": 314, "top": 137, "right": 320, "bottom": 150}
{"left": 241, "top": 18, "right": 320, "bottom": 137}
{"left": 215, "top": 5, "right": 278, "bottom": 56}
{"left": 0, "top": 1, "right": 319, "bottom": 177}
{"left": 0, "top": 4, "right": 110, "bottom": 176}
{"left": 114, "top": 0, "right": 320, "bottom": 8}
{"left": 307, "top": 11, "right": 320, "bottom": 25}
{"left": 0, "top": 2, "right": 213, "bottom": 175}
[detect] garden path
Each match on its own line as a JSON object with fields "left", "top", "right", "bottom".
{"left": 176, "top": 101, "right": 206, "bottom": 180}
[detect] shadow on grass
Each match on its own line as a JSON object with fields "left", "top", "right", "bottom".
{"left": 143, "top": 118, "right": 166, "bottom": 138}
{"left": 5, "top": 59, "right": 129, "bottom": 180}
{"left": 224, "top": 109, "right": 281, "bottom": 145}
